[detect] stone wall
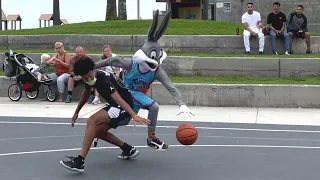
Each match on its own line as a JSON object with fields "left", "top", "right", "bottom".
{"left": 1, "top": 34, "right": 319, "bottom": 54}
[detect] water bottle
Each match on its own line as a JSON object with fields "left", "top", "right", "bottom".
{"left": 236, "top": 27, "right": 239, "bottom": 35}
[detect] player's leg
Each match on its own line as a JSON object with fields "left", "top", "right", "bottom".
{"left": 60, "top": 108, "right": 113, "bottom": 172}
{"left": 95, "top": 114, "right": 139, "bottom": 160}
{"left": 131, "top": 91, "right": 169, "bottom": 151}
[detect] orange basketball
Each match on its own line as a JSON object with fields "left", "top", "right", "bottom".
{"left": 176, "top": 123, "right": 198, "bottom": 145}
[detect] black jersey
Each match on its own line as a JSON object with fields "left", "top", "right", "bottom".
{"left": 84, "top": 70, "right": 133, "bottom": 107}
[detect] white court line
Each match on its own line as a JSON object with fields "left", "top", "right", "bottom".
{"left": 1, "top": 144, "right": 320, "bottom": 157}
{"left": 1, "top": 121, "right": 320, "bottom": 134}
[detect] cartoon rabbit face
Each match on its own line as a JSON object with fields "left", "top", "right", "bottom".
{"left": 133, "top": 9, "right": 171, "bottom": 68}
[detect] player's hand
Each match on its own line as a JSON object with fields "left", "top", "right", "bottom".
{"left": 132, "top": 115, "right": 151, "bottom": 126}
{"left": 177, "top": 105, "right": 195, "bottom": 117}
{"left": 71, "top": 113, "right": 79, "bottom": 127}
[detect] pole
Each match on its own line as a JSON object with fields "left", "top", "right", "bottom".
{"left": 137, "top": 0, "right": 140, "bottom": 20}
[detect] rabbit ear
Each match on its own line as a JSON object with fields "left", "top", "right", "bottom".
{"left": 147, "top": 10, "right": 159, "bottom": 41}
{"left": 154, "top": 10, "right": 171, "bottom": 41}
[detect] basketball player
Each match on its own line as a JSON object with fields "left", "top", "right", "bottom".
{"left": 59, "top": 57, "right": 150, "bottom": 173}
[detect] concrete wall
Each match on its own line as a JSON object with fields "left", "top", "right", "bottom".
{"left": 1, "top": 76, "right": 320, "bottom": 108}
{"left": 2, "top": 53, "right": 320, "bottom": 78}
{"left": 214, "top": 0, "right": 320, "bottom": 32}
{"left": 0, "top": 34, "right": 319, "bottom": 54}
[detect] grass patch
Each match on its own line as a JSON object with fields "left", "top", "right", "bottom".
{"left": 0, "top": 19, "right": 319, "bottom": 36}
{"left": 0, "top": 70, "right": 319, "bottom": 85}
{"left": 1, "top": 49, "right": 320, "bottom": 58}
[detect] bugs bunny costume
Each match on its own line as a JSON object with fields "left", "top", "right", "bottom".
{"left": 95, "top": 10, "right": 194, "bottom": 151}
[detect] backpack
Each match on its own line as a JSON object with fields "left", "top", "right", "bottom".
{"left": 3, "top": 57, "right": 18, "bottom": 77}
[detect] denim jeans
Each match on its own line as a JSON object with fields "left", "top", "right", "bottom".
{"left": 269, "top": 30, "right": 290, "bottom": 52}
{"left": 45, "top": 73, "right": 70, "bottom": 93}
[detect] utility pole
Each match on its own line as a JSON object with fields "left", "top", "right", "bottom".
{"left": 137, "top": 0, "right": 140, "bottom": 20}
{"left": 0, "top": 0, "right": 2, "bottom": 31}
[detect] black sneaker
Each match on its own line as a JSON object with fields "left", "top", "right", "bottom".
{"left": 118, "top": 146, "right": 140, "bottom": 160}
{"left": 60, "top": 156, "right": 85, "bottom": 173}
{"left": 147, "top": 137, "right": 169, "bottom": 151}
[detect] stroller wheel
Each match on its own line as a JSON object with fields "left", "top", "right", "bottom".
{"left": 46, "top": 89, "right": 57, "bottom": 102}
{"left": 8, "top": 84, "right": 22, "bottom": 101}
{"left": 25, "top": 88, "right": 39, "bottom": 99}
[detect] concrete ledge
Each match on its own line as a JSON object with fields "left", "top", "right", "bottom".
{"left": 1, "top": 34, "right": 319, "bottom": 54}
{"left": 2, "top": 53, "right": 320, "bottom": 78}
{"left": 1, "top": 76, "right": 320, "bottom": 108}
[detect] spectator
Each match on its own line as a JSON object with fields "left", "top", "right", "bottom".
{"left": 90, "top": 45, "right": 120, "bottom": 104}
{"left": 65, "top": 46, "right": 90, "bottom": 103}
{"left": 267, "top": 2, "right": 290, "bottom": 55}
{"left": 242, "top": 2, "right": 265, "bottom": 55}
{"left": 41, "top": 42, "right": 72, "bottom": 102}
{"left": 287, "top": 5, "right": 312, "bottom": 54}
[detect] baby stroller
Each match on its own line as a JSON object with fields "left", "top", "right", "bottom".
{"left": 2, "top": 50, "right": 57, "bottom": 102}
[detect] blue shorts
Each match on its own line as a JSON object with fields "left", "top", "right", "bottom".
{"left": 130, "top": 90, "right": 155, "bottom": 113}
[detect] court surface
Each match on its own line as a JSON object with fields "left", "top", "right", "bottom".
{"left": 0, "top": 116, "right": 320, "bottom": 180}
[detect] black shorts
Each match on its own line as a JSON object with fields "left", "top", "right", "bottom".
{"left": 103, "top": 104, "right": 132, "bottom": 129}
{"left": 289, "top": 30, "right": 306, "bottom": 39}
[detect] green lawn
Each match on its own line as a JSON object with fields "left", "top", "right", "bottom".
{"left": 0, "top": 70, "right": 319, "bottom": 85}
{"left": 0, "top": 19, "right": 319, "bottom": 36}
{"left": 1, "top": 49, "right": 320, "bottom": 58}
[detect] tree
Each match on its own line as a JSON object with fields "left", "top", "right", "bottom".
{"left": 118, "top": 0, "right": 127, "bottom": 20}
{"left": 106, "top": 0, "right": 117, "bottom": 20}
{"left": 53, "top": 0, "right": 61, "bottom": 25}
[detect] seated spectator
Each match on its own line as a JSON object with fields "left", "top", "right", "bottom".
{"left": 91, "top": 45, "right": 120, "bottom": 104}
{"left": 41, "top": 42, "right": 72, "bottom": 102}
{"left": 267, "top": 2, "right": 290, "bottom": 55}
{"left": 65, "top": 46, "right": 90, "bottom": 103}
{"left": 242, "top": 2, "right": 265, "bottom": 55}
{"left": 287, "top": 5, "right": 312, "bottom": 54}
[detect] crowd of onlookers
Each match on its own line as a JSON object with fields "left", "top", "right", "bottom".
{"left": 38, "top": 42, "right": 120, "bottom": 104}
{"left": 241, "top": 2, "right": 311, "bottom": 55}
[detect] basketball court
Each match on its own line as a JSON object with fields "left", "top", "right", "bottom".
{"left": 0, "top": 116, "right": 320, "bottom": 180}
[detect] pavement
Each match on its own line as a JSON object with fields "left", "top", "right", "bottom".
{"left": 1, "top": 97, "right": 320, "bottom": 179}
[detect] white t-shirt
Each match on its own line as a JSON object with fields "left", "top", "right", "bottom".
{"left": 105, "top": 53, "right": 122, "bottom": 74}
{"left": 242, "top": 11, "right": 261, "bottom": 29}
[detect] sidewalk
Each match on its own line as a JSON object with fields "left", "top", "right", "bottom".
{"left": 0, "top": 97, "right": 320, "bottom": 126}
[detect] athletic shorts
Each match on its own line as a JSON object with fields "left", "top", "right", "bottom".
{"left": 288, "top": 30, "right": 306, "bottom": 39}
{"left": 103, "top": 104, "right": 132, "bottom": 129}
{"left": 130, "top": 90, "right": 155, "bottom": 113}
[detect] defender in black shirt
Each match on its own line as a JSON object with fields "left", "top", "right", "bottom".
{"left": 60, "top": 57, "right": 150, "bottom": 173}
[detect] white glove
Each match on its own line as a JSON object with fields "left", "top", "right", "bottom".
{"left": 176, "top": 105, "right": 194, "bottom": 117}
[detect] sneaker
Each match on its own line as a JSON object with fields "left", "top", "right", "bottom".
{"left": 259, "top": 51, "right": 264, "bottom": 55}
{"left": 306, "top": 50, "right": 312, "bottom": 54}
{"left": 60, "top": 156, "right": 85, "bottom": 173}
{"left": 65, "top": 95, "right": 72, "bottom": 103}
{"left": 285, "top": 50, "right": 290, "bottom": 55}
{"left": 272, "top": 51, "right": 278, "bottom": 55}
{"left": 147, "top": 137, "right": 169, "bottom": 151}
{"left": 118, "top": 146, "right": 140, "bottom": 160}
{"left": 91, "top": 96, "right": 101, "bottom": 104}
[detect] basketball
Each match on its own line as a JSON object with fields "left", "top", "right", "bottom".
{"left": 176, "top": 123, "right": 198, "bottom": 145}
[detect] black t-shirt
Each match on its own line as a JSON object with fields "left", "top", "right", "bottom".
{"left": 84, "top": 70, "right": 133, "bottom": 107}
{"left": 267, "top": 12, "right": 287, "bottom": 30}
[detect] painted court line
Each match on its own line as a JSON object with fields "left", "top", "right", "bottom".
{"left": 1, "top": 144, "right": 320, "bottom": 157}
{"left": 1, "top": 120, "right": 320, "bottom": 134}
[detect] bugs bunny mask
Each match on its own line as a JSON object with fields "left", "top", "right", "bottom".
{"left": 133, "top": 9, "right": 171, "bottom": 69}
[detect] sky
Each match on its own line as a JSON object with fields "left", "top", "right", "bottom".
{"left": 2, "top": 0, "right": 167, "bottom": 29}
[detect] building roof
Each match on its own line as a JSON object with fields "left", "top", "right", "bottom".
{"left": 60, "top": 19, "right": 69, "bottom": 24}
{"left": 39, "top": 14, "right": 53, "bottom": 21}
{"left": 7, "top": 14, "right": 22, "bottom": 21}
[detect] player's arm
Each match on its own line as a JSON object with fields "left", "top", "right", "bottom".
{"left": 95, "top": 56, "right": 132, "bottom": 71}
{"left": 74, "top": 85, "right": 91, "bottom": 114}
{"left": 155, "top": 66, "right": 186, "bottom": 106}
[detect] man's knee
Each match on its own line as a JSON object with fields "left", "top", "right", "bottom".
{"left": 305, "top": 32, "right": 310, "bottom": 37}
{"left": 148, "top": 102, "right": 159, "bottom": 112}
